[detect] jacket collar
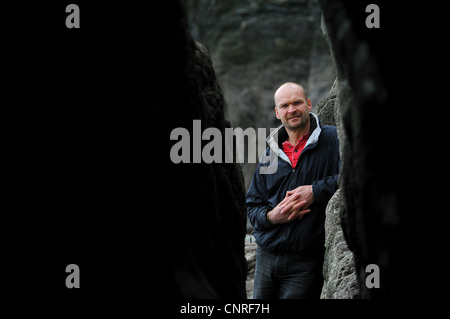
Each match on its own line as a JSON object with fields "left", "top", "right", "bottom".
{"left": 266, "top": 113, "right": 322, "bottom": 163}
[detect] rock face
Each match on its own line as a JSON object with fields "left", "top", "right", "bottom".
{"left": 318, "top": 0, "right": 419, "bottom": 298}
{"left": 320, "top": 190, "right": 358, "bottom": 298}
{"left": 316, "top": 79, "right": 337, "bottom": 126}
{"left": 317, "top": 79, "right": 358, "bottom": 298}
{"left": 244, "top": 236, "right": 258, "bottom": 298}
{"left": 170, "top": 40, "right": 248, "bottom": 298}
{"left": 27, "top": 1, "right": 248, "bottom": 300}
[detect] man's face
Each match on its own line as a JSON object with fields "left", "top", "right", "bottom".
{"left": 274, "top": 86, "right": 312, "bottom": 131}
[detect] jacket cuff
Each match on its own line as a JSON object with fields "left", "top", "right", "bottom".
{"left": 312, "top": 175, "right": 338, "bottom": 203}
{"left": 260, "top": 207, "right": 276, "bottom": 230}
{"left": 311, "top": 182, "right": 326, "bottom": 203}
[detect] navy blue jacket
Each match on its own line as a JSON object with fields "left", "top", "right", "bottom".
{"left": 246, "top": 113, "right": 340, "bottom": 256}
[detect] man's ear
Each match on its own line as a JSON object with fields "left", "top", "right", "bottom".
{"left": 275, "top": 107, "right": 280, "bottom": 119}
{"left": 307, "top": 99, "right": 312, "bottom": 111}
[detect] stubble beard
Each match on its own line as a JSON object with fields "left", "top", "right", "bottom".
{"left": 284, "top": 114, "right": 309, "bottom": 131}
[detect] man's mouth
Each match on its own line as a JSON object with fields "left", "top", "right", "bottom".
{"left": 288, "top": 115, "right": 300, "bottom": 120}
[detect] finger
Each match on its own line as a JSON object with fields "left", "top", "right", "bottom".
{"left": 279, "top": 200, "right": 289, "bottom": 211}
{"left": 288, "top": 208, "right": 311, "bottom": 221}
{"left": 292, "top": 200, "right": 308, "bottom": 212}
{"left": 287, "top": 210, "right": 298, "bottom": 221}
{"left": 297, "top": 209, "right": 311, "bottom": 218}
{"left": 281, "top": 202, "right": 296, "bottom": 214}
{"left": 286, "top": 190, "right": 295, "bottom": 197}
{"left": 281, "top": 203, "right": 295, "bottom": 215}
{"left": 283, "top": 193, "right": 300, "bottom": 205}
{"left": 281, "top": 199, "right": 306, "bottom": 214}
{"left": 279, "top": 196, "right": 290, "bottom": 206}
{"left": 279, "top": 193, "right": 294, "bottom": 206}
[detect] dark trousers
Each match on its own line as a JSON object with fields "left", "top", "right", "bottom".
{"left": 253, "top": 246, "right": 324, "bottom": 299}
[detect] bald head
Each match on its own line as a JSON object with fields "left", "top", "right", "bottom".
{"left": 273, "top": 82, "right": 312, "bottom": 132}
{"left": 274, "top": 82, "right": 308, "bottom": 108}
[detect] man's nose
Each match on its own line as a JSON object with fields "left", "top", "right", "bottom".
{"left": 287, "top": 104, "right": 297, "bottom": 113}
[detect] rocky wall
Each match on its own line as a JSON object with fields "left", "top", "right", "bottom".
{"left": 319, "top": 0, "right": 412, "bottom": 298}
{"left": 22, "top": 1, "right": 248, "bottom": 300}
{"left": 317, "top": 80, "right": 358, "bottom": 298}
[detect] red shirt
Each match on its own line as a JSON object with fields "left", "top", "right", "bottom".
{"left": 282, "top": 133, "right": 310, "bottom": 168}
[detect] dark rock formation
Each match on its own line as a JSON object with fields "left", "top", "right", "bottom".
{"left": 319, "top": 0, "right": 427, "bottom": 298}
{"left": 170, "top": 40, "right": 248, "bottom": 298}
{"left": 16, "top": 1, "right": 247, "bottom": 302}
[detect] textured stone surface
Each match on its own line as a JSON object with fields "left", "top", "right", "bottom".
{"left": 245, "top": 236, "right": 257, "bottom": 299}
{"left": 320, "top": 190, "right": 358, "bottom": 298}
{"left": 316, "top": 79, "right": 337, "bottom": 126}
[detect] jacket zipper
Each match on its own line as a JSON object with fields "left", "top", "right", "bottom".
{"left": 284, "top": 149, "right": 307, "bottom": 246}
{"left": 290, "top": 145, "right": 310, "bottom": 187}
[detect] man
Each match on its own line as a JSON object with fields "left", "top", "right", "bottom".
{"left": 247, "top": 82, "right": 340, "bottom": 299}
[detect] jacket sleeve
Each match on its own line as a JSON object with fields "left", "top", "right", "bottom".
{"left": 246, "top": 164, "right": 276, "bottom": 231}
{"left": 311, "top": 126, "right": 341, "bottom": 204}
{"left": 311, "top": 173, "right": 339, "bottom": 204}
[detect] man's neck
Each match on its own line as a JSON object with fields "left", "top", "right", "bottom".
{"left": 286, "top": 121, "right": 310, "bottom": 145}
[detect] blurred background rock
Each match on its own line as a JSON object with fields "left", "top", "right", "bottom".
{"left": 185, "top": 0, "right": 335, "bottom": 190}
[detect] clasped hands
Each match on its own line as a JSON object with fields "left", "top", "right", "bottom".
{"left": 267, "top": 185, "right": 314, "bottom": 225}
